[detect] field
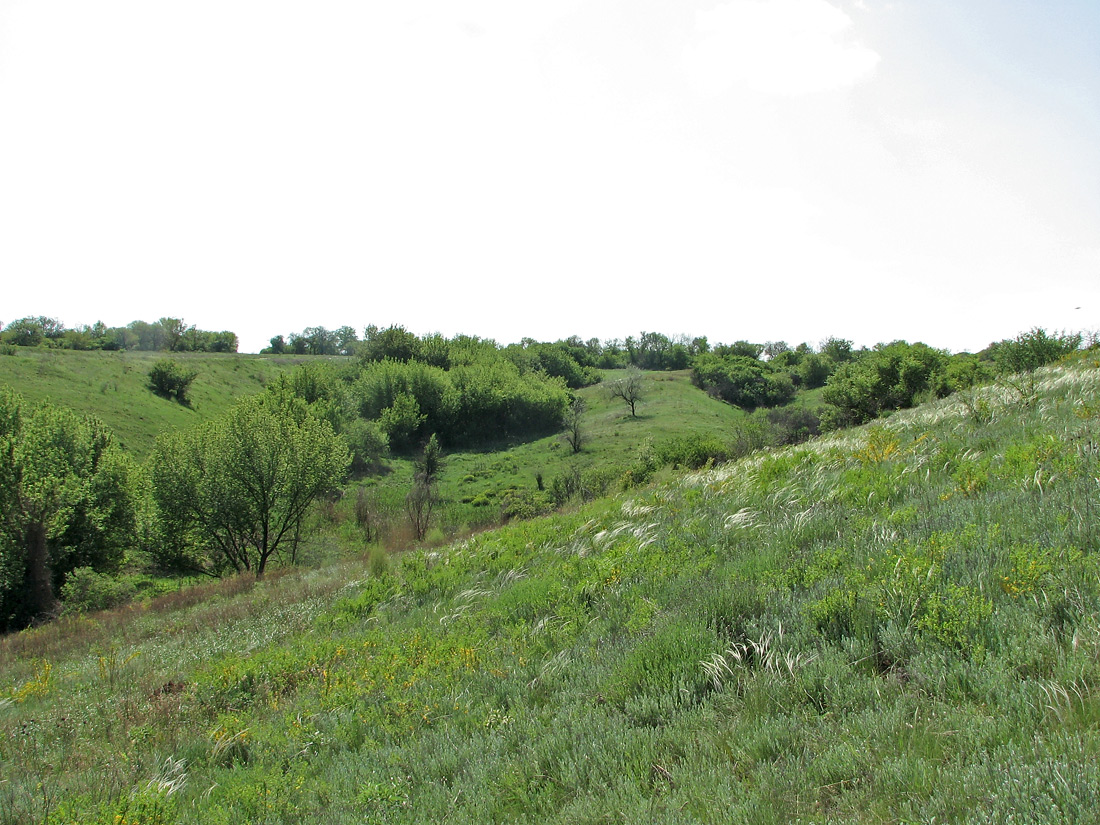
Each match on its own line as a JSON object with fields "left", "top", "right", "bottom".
{"left": 3, "top": 354, "right": 1100, "bottom": 823}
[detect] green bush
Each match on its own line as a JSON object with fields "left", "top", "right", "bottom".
{"left": 60, "top": 567, "right": 137, "bottom": 614}
{"left": 148, "top": 359, "right": 197, "bottom": 402}
{"left": 654, "top": 434, "right": 731, "bottom": 469}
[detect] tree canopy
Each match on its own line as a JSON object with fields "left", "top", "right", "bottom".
{"left": 0, "top": 387, "right": 139, "bottom": 630}
{"left": 150, "top": 392, "right": 350, "bottom": 578}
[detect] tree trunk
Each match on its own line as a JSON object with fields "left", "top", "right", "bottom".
{"left": 25, "top": 521, "right": 59, "bottom": 621}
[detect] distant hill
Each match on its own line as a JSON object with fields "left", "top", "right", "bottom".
{"left": 0, "top": 348, "right": 315, "bottom": 457}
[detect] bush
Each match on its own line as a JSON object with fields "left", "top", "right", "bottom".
{"left": 762, "top": 407, "right": 820, "bottom": 446}
{"left": 693, "top": 354, "right": 796, "bottom": 410}
{"left": 822, "top": 341, "right": 949, "bottom": 429}
{"left": 990, "top": 327, "right": 1081, "bottom": 374}
{"left": 499, "top": 488, "right": 554, "bottom": 522}
{"left": 148, "top": 359, "right": 197, "bottom": 402}
{"left": 60, "top": 567, "right": 137, "bottom": 614}
{"left": 655, "top": 434, "right": 731, "bottom": 469}
{"left": 345, "top": 418, "right": 389, "bottom": 472}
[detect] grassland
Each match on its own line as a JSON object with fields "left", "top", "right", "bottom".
{"left": 0, "top": 348, "right": 311, "bottom": 458}
{"left": 3, "top": 354, "right": 1099, "bottom": 823}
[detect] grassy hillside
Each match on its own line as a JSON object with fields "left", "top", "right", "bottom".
{"left": 0, "top": 349, "right": 316, "bottom": 458}
{"left": 3, "top": 357, "right": 1100, "bottom": 823}
{"left": 361, "top": 369, "right": 752, "bottom": 536}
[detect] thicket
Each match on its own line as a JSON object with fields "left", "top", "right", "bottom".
{"left": 819, "top": 330, "right": 1089, "bottom": 431}
{"left": 0, "top": 388, "right": 141, "bottom": 632}
{"left": 265, "top": 329, "right": 575, "bottom": 452}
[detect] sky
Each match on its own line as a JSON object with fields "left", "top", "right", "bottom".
{"left": 0, "top": 0, "right": 1097, "bottom": 355}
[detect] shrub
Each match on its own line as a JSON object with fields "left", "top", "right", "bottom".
{"left": 345, "top": 418, "right": 389, "bottom": 472}
{"left": 654, "top": 434, "right": 731, "bottom": 469}
{"left": 499, "top": 488, "right": 554, "bottom": 522}
{"left": 991, "top": 327, "right": 1081, "bottom": 374}
{"left": 60, "top": 567, "right": 137, "bottom": 614}
{"left": 148, "top": 359, "right": 197, "bottom": 402}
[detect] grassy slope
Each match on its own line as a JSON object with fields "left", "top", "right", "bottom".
{"left": 0, "top": 349, "right": 318, "bottom": 458}
{"left": 338, "top": 368, "right": 750, "bottom": 544}
{"left": 444, "top": 369, "right": 746, "bottom": 507}
{"left": 5, "top": 358, "right": 1100, "bottom": 822}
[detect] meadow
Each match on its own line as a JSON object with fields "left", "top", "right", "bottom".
{"left": 3, "top": 354, "right": 1099, "bottom": 823}
{"left": 0, "top": 348, "right": 310, "bottom": 458}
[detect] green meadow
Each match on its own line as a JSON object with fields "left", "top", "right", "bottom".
{"left": 3, "top": 353, "right": 1100, "bottom": 823}
{"left": 0, "top": 348, "right": 310, "bottom": 458}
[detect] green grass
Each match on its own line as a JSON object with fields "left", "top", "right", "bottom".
{"left": 0, "top": 349, "right": 320, "bottom": 458}
{"left": 4, "top": 355, "right": 1100, "bottom": 822}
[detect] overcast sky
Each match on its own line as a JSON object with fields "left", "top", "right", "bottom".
{"left": 1, "top": 0, "right": 1097, "bottom": 354}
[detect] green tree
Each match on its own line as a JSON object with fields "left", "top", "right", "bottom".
{"left": 990, "top": 327, "right": 1081, "bottom": 375}
{"left": 150, "top": 393, "right": 349, "bottom": 578}
{"left": 264, "top": 335, "right": 287, "bottom": 354}
{"left": 0, "top": 388, "right": 139, "bottom": 630}
{"left": 692, "top": 353, "right": 795, "bottom": 410}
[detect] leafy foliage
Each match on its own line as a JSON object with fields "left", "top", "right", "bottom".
{"left": 150, "top": 392, "right": 350, "bottom": 577}
{"left": 822, "top": 340, "right": 950, "bottom": 429}
{"left": 990, "top": 327, "right": 1082, "bottom": 374}
{"left": 692, "top": 352, "right": 796, "bottom": 410}
{"left": 0, "top": 387, "right": 139, "bottom": 630}
{"left": 148, "top": 359, "right": 198, "bottom": 402}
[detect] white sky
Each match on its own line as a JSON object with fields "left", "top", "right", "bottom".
{"left": 1, "top": 0, "right": 1097, "bottom": 354}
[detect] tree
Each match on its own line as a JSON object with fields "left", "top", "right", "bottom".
{"left": 0, "top": 388, "right": 138, "bottom": 630}
{"left": 150, "top": 393, "right": 350, "bottom": 578}
{"left": 360, "top": 325, "right": 423, "bottom": 363}
{"left": 990, "top": 328, "right": 1081, "bottom": 375}
{"left": 2, "top": 316, "right": 65, "bottom": 347}
{"left": 562, "top": 396, "right": 587, "bottom": 453}
{"left": 335, "top": 326, "right": 360, "bottom": 356}
{"left": 606, "top": 367, "right": 646, "bottom": 417}
{"left": 158, "top": 317, "right": 192, "bottom": 352}
{"left": 407, "top": 434, "right": 443, "bottom": 541}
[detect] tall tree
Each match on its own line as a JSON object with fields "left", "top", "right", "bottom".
{"left": 151, "top": 392, "right": 349, "bottom": 578}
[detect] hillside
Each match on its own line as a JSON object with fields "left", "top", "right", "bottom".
{"left": 0, "top": 349, "right": 318, "bottom": 458}
{"left": 3, "top": 354, "right": 1099, "bottom": 822}
{"left": 352, "top": 368, "right": 755, "bottom": 540}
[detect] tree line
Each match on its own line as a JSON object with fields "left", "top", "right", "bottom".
{"left": 0, "top": 316, "right": 238, "bottom": 352}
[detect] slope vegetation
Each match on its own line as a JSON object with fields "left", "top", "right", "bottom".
{"left": 3, "top": 356, "right": 1100, "bottom": 823}
{"left": 0, "top": 349, "right": 315, "bottom": 458}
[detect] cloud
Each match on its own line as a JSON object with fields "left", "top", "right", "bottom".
{"left": 683, "top": 0, "right": 880, "bottom": 97}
